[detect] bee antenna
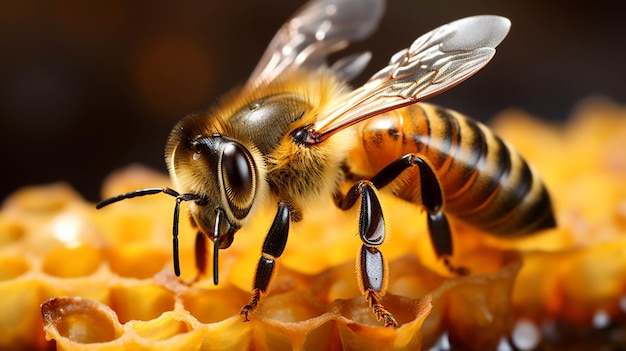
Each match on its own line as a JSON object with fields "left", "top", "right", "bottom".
{"left": 212, "top": 208, "right": 224, "bottom": 285}
{"left": 171, "top": 192, "right": 202, "bottom": 277}
{"left": 95, "top": 187, "right": 177, "bottom": 209}
{"left": 96, "top": 187, "right": 202, "bottom": 278}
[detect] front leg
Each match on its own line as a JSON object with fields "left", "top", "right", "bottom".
{"left": 337, "top": 181, "right": 397, "bottom": 328}
{"left": 240, "top": 200, "right": 292, "bottom": 321}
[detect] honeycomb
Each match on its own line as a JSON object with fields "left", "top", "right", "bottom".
{"left": 1, "top": 98, "right": 625, "bottom": 350}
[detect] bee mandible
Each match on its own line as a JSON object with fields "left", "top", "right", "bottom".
{"left": 97, "top": 0, "right": 556, "bottom": 327}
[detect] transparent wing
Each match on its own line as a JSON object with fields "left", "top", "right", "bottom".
{"left": 312, "top": 15, "right": 511, "bottom": 140}
{"left": 246, "top": 0, "right": 385, "bottom": 87}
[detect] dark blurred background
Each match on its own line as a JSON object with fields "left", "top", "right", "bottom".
{"left": 1, "top": 0, "right": 624, "bottom": 203}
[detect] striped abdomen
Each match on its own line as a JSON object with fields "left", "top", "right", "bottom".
{"left": 348, "top": 102, "right": 555, "bottom": 237}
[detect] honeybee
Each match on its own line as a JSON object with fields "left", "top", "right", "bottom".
{"left": 97, "top": 0, "right": 556, "bottom": 327}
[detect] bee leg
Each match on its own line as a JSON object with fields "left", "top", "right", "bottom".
{"left": 240, "top": 200, "right": 292, "bottom": 322}
{"left": 191, "top": 231, "right": 208, "bottom": 283}
{"left": 337, "top": 181, "right": 397, "bottom": 328}
{"left": 428, "top": 212, "right": 469, "bottom": 276}
{"left": 360, "top": 246, "right": 397, "bottom": 327}
{"left": 370, "top": 154, "right": 469, "bottom": 276}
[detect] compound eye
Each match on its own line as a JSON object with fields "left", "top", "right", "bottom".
{"left": 220, "top": 143, "right": 256, "bottom": 219}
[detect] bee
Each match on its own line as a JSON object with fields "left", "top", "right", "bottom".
{"left": 97, "top": 0, "right": 556, "bottom": 327}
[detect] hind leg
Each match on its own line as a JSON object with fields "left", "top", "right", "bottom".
{"left": 369, "top": 154, "right": 469, "bottom": 275}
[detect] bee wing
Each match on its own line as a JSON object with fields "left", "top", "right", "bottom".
{"left": 246, "top": 0, "right": 385, "bottom": 87}
{"left": 312, "top": 15, "right": 511, "bottom": 139}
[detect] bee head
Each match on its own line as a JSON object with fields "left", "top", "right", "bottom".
{"left": 164, "top": 121, "right": 265, "bottom": 249}
{"left": 181, "top": 134, "right": 260, "bottom": 249}
{"left": 114, "top": 120, "right": 264, "bottom": 284}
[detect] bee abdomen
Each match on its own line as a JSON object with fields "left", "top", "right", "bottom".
{"left": 357, "top": 103, "right": 555, "bottom": 237}
{"left": 444, "top": 128, "right": 556, "bottom": 237}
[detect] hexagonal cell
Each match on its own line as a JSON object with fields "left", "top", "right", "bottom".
{"left": 332, "top": 295, "right": 394, "bottom": 328}
{"left": 249, "top": 293, "right": 338, "bottom": 350}
{"left": 2, "top": 183, "right": 83, "bottom": 215}
{"left": 329, "top": 294, "right": 429, "bottom": 350}
{"left": 386, "top": 255, "right": 445, "bottom": 299}
{"left": 334, "top": 314, "right": 408, "bottom": 350}
{"left": 424, "top": 252, "right": 522, "bottom": 350}
{"left": 0, "top": 218, "right": 26, "bottom": 246}
{"left": 561, "top": 242, "right": 626, "bottom": 323}
{"left": 42, "top": 245, "right": 103, "bottom": 278}
{"left": 109, "top": 284, "right": 176, "bottom": 323}
{"left": 131, "top": 312, "right": 194, "bottom": 341}
{"left": 310, "top": 259, "right": 361, "bottom": 305}
{"left": 181, "top": 286, "right": 249, "bottom": 324}
{"left": 0, "top": 280, "right": 44, "bottom": 350}
{"left": 105, "top": 244, "right": 168, "bottom": 279}
{"left": 256, "top": 291, "right": 327, "bottom": 324}
{"left": 0, "top": 255, "right": 30, "bottom": 281}
{"left": 41, "top": 297, "right": 122, "bottom": 344}
{"left": 96, "top": 214, "right": 165, "bottom": 245}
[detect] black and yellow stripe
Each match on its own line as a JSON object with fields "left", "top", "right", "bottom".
{"left": 354, "top": 102, "right": 555, "bottom": 237}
